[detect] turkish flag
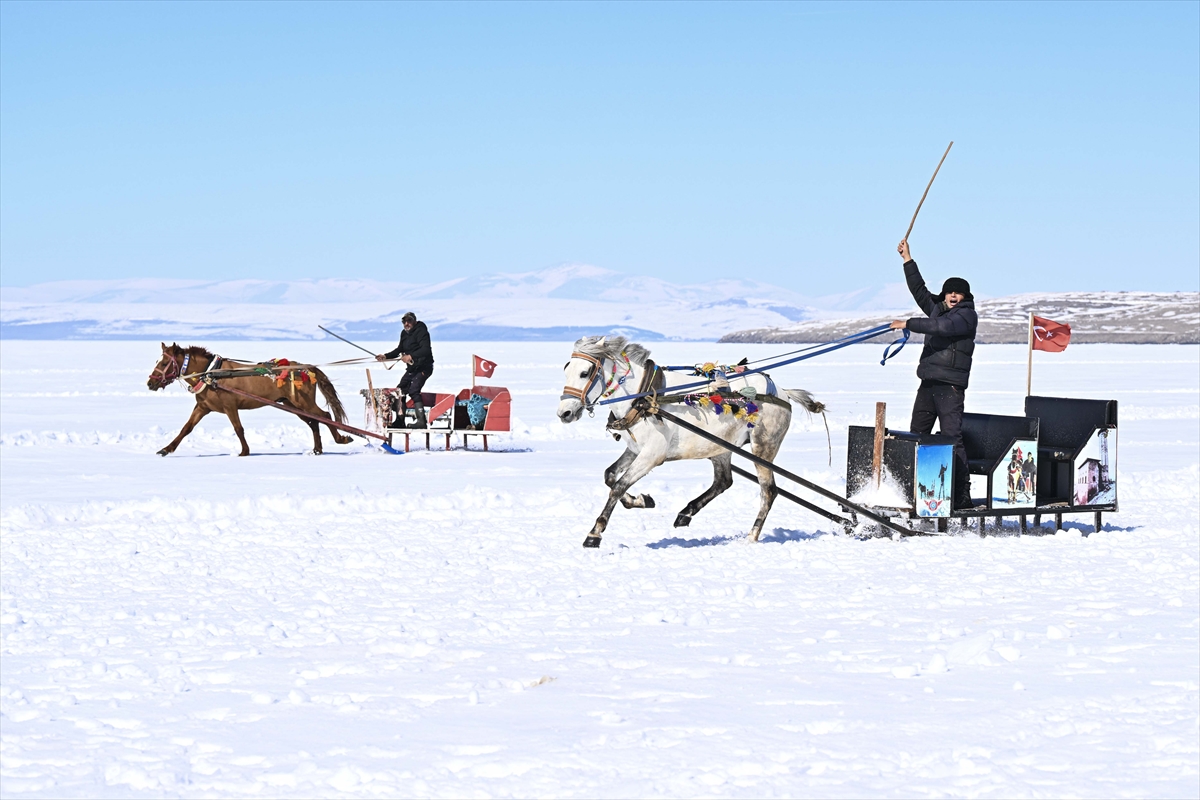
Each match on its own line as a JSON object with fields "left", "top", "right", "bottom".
{"left": 1032, "top": 316, "right": 1071, "bottom": 352}
{"left": 473, "top": 355, "right": 498, "bottom": 379}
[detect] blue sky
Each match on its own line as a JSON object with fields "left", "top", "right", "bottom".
{"left": 1, "top": 1, "right": 1197, "bottom": 295}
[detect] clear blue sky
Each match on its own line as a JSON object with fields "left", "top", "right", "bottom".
{"left": 2, "top": 1, "right": 1197, "bottom": 295}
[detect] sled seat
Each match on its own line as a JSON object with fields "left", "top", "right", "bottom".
{"left": 1025, "top": 396, "right": 1117, "bottom": 505}
{"left": 961, "top": 413, "right": 1040, "bottom": 474}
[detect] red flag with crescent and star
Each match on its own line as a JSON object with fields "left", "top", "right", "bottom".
{"left": 1031, "top": 316, "right": 1071, "bottom": 352}
{"left": 473, "top": 355, "right": 498, "bottom": 379}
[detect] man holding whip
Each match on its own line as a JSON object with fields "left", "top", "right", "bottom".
{"left": 377, "top": 312, "right": 435, "bottom": 429}
{"left": 890, "top": 240, "right": 977, "bottom": 509}
{"left": 888, "top": 142, "right": 978, "bottom": 510}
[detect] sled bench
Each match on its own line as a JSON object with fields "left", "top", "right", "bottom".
{"left": 454, "top": 386, "right": 512, "bottom": 451}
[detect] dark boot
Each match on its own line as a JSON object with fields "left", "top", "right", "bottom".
{"left": 389, "top": 397, "right": 406, "bottom": 429}
{"left": 411, "top": 401, "right": 428, "bottom": 429}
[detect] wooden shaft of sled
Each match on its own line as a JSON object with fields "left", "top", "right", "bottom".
{"left": 655, "top": 408, "right": 912, "bottom": 537}
{"left": 211, "top": 382, "right": 388, "bottom": 442}
{"left": 730, "top": 464, "right": 849, "bottom": 525}
{"left": 904, "top": 141, "right": 953, "bottom": 241}
{"left": 873, "top": 402, "right": 886, "bottom": 490}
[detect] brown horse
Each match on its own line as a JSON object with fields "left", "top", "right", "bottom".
{"left": 147, "top": 343, "right": 353, "bottom": 456}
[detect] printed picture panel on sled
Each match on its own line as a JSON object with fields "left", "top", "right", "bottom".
{"left": 991, "top": 443, "right": 1038, "bottom": 509}
{"left": 1074, "top": 427, "right": 1116, "bottom": 507}
{"left": 915, "top": 443, "right": 953, "bottom": 518}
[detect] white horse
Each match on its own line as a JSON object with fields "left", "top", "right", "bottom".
{"left": 558, "top": 336, "right": 824, "bottom": 548}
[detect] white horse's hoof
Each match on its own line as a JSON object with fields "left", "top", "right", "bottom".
{"left": 582, "top": 536, "right": 602, "bottom": 548}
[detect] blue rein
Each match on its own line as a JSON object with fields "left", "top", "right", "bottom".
{"left": 593, "top": 323, "right": 910, "bottom": 408}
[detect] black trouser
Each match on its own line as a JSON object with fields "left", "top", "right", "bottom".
{"left": 398, "top": 366, "right": 432, "bottom": 405}
{"left": 910, "top": 379, "right": 971, "bottom": 504}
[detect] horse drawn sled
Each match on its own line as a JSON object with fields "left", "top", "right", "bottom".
{"left": 359, "top": 383, "right": 513, "bottom": 452}
{"left": 556, "top": 328, "right": 1119, "bottom": 547}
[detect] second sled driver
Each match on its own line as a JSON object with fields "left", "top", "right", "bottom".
{"left": 377, "top": 312, "right": 435, "bottom": 428}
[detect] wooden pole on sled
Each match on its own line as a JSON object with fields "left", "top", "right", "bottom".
{"left": 904, "top": 141, "right": 953, "bottom": 242}
{"left": 872, "top": 402, "right": 887, "bottom": 490}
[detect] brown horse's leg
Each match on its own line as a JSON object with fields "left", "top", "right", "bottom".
{"left": 278, "top": 398, "right": 326, "bottom": 454}
{"left": 297, "top": 391, "right": 352, "bottom": 446}
{"left": 307, "top": 416, "right": 324, "bottom": 455}
{"left": 158, "top": 405, "right": 211, "bottom": 456}
{"left": 224, "top": 407, "right": 251, "bottom": 456}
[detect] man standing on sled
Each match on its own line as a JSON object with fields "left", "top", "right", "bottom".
{"left": 890, "top": 239, "right": 978, "bottom": 510}
{"left": 378, "top": 311, "right": 435, "bottom": 429}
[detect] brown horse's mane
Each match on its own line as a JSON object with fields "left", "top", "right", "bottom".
{"left": 168, "top": 343, "right": 215, "bottom": 360}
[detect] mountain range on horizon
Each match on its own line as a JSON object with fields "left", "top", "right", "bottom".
{"left": 3, "top": 264, "right": 1193, "bottom": 342}
{"left": 0, "top": 263, "right": 917, "bottom": 312}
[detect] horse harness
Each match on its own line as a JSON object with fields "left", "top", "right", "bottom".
{"left": 562, "top": 350, "right": 645, "bottom": 410}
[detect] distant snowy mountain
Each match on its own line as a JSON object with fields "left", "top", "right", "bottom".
{"left": 4, "top": 267, "right": 1194, "bottom": 342}
{"left": 720, "top": 291, "right": 1200, "bottom": 345}
{"left": 2, "top": 265, "right": 911, "bottom": 341}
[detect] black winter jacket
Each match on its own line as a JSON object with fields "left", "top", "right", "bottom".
{"left": 385, "top": 321, "right": 434, "bottom": 373}
{"left": 904, "top": 260, "right": 977, "bottom": 388}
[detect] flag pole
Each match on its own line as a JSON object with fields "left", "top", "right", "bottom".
{"left": 1025, "top": 312, "right": 1034, "bottom": 397}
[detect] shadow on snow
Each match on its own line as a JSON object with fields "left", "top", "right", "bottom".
{"left": 646, "top": 526, "right": 832, "bottom": 549}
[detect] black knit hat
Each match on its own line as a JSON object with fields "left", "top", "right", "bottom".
{"left": 936, "top": 277, "right": 972, "bottom": 302}
{"left": 401, "top": 311, "right": 417, "bottom": 324}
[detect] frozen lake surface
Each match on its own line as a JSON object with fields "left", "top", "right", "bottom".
{"left": 2, "top": 340, "right": 1198, "bottom": 797}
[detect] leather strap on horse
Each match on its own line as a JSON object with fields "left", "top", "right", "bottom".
{"left": 606, "top": 361, "right": 665, "bottom": 432}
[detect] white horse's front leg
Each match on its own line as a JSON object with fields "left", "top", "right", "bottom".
{"left": 604, "top": 448, "right": 654, "bottom": 508}
{"left": 584, "top": 441, "right": 665, "bottom": 548}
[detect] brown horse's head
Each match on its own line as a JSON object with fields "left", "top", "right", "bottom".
{"left": 147, "top": 342, "right": 183, "bottom": 391}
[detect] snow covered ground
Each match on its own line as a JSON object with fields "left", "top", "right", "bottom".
{"left": 2, "top": 339, "right": 1197, "bottom": 797}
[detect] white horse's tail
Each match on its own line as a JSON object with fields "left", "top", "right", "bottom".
{"left": 784, "top": 388, "right": 832, "bottom": 465}
{"left": 784, "top": 388, "right": 826, "bottom": 415}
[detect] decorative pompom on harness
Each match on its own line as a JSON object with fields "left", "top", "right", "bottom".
{"left": 261, "top": 358, "right": 317, "bottom": 391}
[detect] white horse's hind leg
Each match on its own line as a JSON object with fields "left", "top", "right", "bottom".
{"left": 584, "top": 439, "right": 666, "bottom": 548}
{"left": 673, "top": 453, "right": 733, "bottom": 527}
{"left": 747, "top": 405, "right": 791, "bottom": 542}
{"left": 606, "top": 449, "right": 656, "bottom": 509}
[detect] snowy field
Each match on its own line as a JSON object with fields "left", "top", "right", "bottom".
{"left": 2, "top": 339, "right": 1197, "bottom": 798}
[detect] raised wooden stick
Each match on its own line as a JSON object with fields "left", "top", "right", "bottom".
{"left": 872, "top": 402, "right": 887, "bottom": 490}
{"left": 904, "top": 141, "right": 954, "bottom": 241}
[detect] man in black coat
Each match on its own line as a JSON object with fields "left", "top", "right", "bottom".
{"left": 890, "top": 239, "right": 978, "bottom": 509}
{"left": 377, "top": 312, "right": 435, "bottom": 428}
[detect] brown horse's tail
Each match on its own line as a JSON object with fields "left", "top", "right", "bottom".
{"left": 313, "top": 368, "right": 347, "bottom": 423}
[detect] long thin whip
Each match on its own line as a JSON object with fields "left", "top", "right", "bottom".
{"left": 318, "top": 325, "right": 380, "bottom": 358}
{"left": 904, "top": 141, "right": 953, "bottom": 241}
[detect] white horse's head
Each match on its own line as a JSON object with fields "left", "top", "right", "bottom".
{"left": 558, "top": 335, "right": 652, "bottom": 424}
{"left": 558, "top": 337, "right": 611, "bottom": 423}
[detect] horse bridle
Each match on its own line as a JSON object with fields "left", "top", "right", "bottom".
{"left": 149, "top": 352, "right": 189, "bottom": 387}
{"left": 561, "top": 351, "right": 633, "bottom": 410}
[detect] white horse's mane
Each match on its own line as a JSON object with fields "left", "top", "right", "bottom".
{"left": 572, "top": 335, "right": 651, "bottom": 367}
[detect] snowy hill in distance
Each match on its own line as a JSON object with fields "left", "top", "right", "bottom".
{"left": 721, "top": 291, "right": 1200, "bottom": 345}
{"left": 1, "top": 264, "right": 907, "bottom": 342}
{"left": 4, "top": 265, "right": 1193, "bottom": 342}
